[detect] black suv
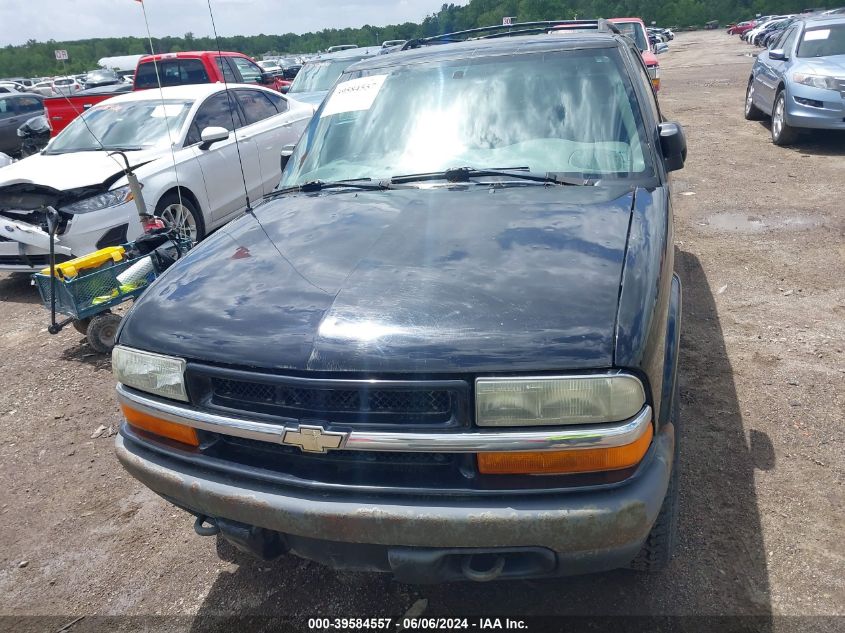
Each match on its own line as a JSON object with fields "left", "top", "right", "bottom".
{"left": 113, "top": 20, "right": 687, "bottom": 582}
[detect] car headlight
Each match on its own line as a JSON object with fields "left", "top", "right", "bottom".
{"left": 475, "top": 374, "right": 645, "bottom": 427}
{"left": 112, "top": 345, "right": 188, "bottom": 402}
{"left": 647, "top": 65, "right": 660, "bottom": 80}
{"left": 61, "top": 185, "right": 135, "bottom": 214}
{"left": 792, "top": 73, "right": 839, "bottom": 91}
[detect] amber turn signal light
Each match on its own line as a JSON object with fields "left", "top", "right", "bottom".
{"left": 477, "top": 423, "right": 653, "bottom": 475}
{"left": 120, "top": 403, "right": 199, "bottom": 447}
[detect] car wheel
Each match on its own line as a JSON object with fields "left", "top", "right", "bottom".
{"left": 744, "top": 79, "right": 765, "bottom": 120}
{"left": 771, "top": 90, "right": 798, "bottom": 146}
{"left": 86, "top": 312, "right": 122, "bottom": 354}
{"left": 629, "top": 382, "right": 680, "bottom": 573}
{"left": 156, "top": 192, "right": 205, "bottom": 244}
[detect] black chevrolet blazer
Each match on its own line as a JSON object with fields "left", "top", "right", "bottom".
{"left": 112, "top": 21, "right": 687, "bottom": 583}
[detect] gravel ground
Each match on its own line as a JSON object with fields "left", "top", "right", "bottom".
{"left": 0, "top": 30, "right": 842, "bottom": 631}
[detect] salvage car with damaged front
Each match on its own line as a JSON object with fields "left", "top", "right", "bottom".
{"left": 112, "top": 21, "right": 687, "bottom": 582}
{"left": 0, "top": 84, "right": 313, "bottom": 272}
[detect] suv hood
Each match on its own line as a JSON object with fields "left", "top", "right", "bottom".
{"left": 120, "top": 185, "right": 637, "bottom": 374}
{"left": 0, "top": 148, "right": 161, "bottom": 194}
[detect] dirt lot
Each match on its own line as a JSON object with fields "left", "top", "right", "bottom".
{"left": 0, "top": 30, "right": 842, "bottom": 631}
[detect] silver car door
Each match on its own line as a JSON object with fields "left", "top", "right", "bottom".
{"left": 187, "top": 91, "right": 261, "bottom": 222}
{"left": 234, "top": 89, "right": 310, "bottom": 195}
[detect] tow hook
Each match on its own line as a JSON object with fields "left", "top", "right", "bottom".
{"left": 193, "top": 515, "right": 220, "bottom": 537}
{"left": 460, "top": 553, "right": 506, "bottom": 582}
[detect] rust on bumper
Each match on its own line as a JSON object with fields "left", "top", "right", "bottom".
{"left": 115, "top": 424, "right": 674, "bottom": 553}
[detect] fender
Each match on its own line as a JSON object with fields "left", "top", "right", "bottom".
{"left": 659, "top": 273, "right": 682, "bottom": 425}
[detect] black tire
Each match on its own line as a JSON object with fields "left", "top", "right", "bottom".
{"left": 744, "top": 79, "right": 765, "bottom": 121}
{"left": 629, "top": 383, "right": 680, "bottom": 573}
{"left": 771, "top": 90, "right": 798, "bottom": 146}
{"left": 155, "top": 192, "right": 205, "bottom": 244}
{"left": 72, "top": 317, "right": 91, "bottom": 335}
{"left": 86, "top": 312, "right": 122, "bottom": 354}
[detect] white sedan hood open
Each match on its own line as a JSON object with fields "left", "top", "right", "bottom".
{"left": 0, "top": 148, "right": 165, "bottom": 192}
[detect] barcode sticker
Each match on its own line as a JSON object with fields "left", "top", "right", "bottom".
{"left": 321, "top": 75, "right": 387, "bottom": 118}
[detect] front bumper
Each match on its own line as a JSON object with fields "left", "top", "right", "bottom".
{"left": 115, "top": 419, "right": 674, "bottom": 579}
{"left": 0, "top": 200, "right": 141, "bottom": 272}
{"left": 785, "top": 84, "right": 845, "bottom": 130}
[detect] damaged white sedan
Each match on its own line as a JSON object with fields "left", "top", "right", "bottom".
{"left": 0, "top": 83, "right": 313, "bottom": 272}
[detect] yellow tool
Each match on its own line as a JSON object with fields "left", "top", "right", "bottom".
{"left": 40, "top": 246, "right": 126, "bottom": 280}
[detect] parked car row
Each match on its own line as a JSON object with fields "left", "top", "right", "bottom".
{"left": 743, "top": 14, "right": 845, "bottom": 145}
{"left": 648, "top": 27, "right": 674, "bottom": 44}
{"left": 740, "top": 15, "right": 798, "bottom": 47}
{"left": 41, "top": 50, "right": 291, "bottom": 136}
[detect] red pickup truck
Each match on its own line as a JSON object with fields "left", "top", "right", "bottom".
{"left": 608, "top": 18, "right": 661, "bottom": 91}
{"left": 45, "top": 51, "right": 288, "bottom": 136}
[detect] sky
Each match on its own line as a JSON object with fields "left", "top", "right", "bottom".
{"left": 0, "top": 0, "right": 449, "bottom": 46}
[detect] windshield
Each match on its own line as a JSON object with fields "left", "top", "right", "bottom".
{"left": 281, "top": 49, "right": 652, "bottom": 188}
{"left": 46, "top": 99, "right": 193, "bottom": 154}
{"left": 86, "top": 70, "right": 118, "bottom": 81}
{"left": 614, "top": 22, "right": 649, "bottom": 51}
{"left": 797, "top": 24, "right": 845, "bottom": 57}
{"left": 288, "top": 58, "right": 360, "bottom": 94}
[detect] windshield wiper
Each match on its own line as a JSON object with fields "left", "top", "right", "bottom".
{"left": 390, "top": 166, "right": 597, "bottom": 186}
{"left": 265, "top": 178, "right": 402, "bottom": 200}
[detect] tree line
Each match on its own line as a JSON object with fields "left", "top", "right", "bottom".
{"left": 0, "top": 0, "right": 815, "bottom": 77}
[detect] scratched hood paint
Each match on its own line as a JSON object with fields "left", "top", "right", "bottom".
{"left": 119, "top": 185, "right": 636, "bottom": 373}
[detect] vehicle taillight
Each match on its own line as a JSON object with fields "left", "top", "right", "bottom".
{"left": 648, "top": 65, "right": 661, "bottom": 91}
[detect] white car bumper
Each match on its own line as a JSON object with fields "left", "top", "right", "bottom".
{"left": 0, "top": 201, "right": 143, "bottom": 273}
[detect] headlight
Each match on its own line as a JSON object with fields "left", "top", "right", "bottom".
{"left": 61, "top": 185, "right": 135, "bottom": 214}
{"left": 112, "top": 346, "right": 188, "bottom": 402}
{"left": 792, "top": 73, "right": 839, "bottom": 91}
{"left": 647, "top": 65, "right": 660, "bottom": 80}
{"left": 475, "top": 374, "right": 645, "bottom": 427}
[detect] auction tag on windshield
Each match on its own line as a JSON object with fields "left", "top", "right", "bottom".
{"left": 804, "top": 29, "right": 830, "bottom": 41}
{"left": 321, "top": 74, "right": 387, "bottom": 118}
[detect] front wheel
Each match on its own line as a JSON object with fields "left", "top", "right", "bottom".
{"left": 629, "top": 383, "right": 680, "bottom": 573}
{"left": 744, "top": 79, "right": 765, "bottom": 121}
{"left": 156, "top": 192, "right": 205, "bottom": 244}
{"left": 771, "top": 90, "right": 798, "bottom": 146}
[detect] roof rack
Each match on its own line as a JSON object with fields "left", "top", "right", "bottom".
{"left": 403, "top": 19, "right": 621, "bottom": 49}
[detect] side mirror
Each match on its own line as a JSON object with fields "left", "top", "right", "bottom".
{"left": 260, "top": 72, "right": 275, "bottom": 85}
{"left": 658, "top": 121, "right": 686, "bottom": 172}
{"left": 280, "top": 85, "right": 290, "bottom": 94}
{"left": 199, "top": 126, "right": 229, "bottom": 150}
{"left": 280, "top": 144, "right": 295, "bottom": 172}
{"left": 768, "top": 49, "right": 786, "bottom": 60}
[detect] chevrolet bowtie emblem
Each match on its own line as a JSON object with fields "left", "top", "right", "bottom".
{"left": 282, "top": 425, "right": 346, "bottom": 453}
